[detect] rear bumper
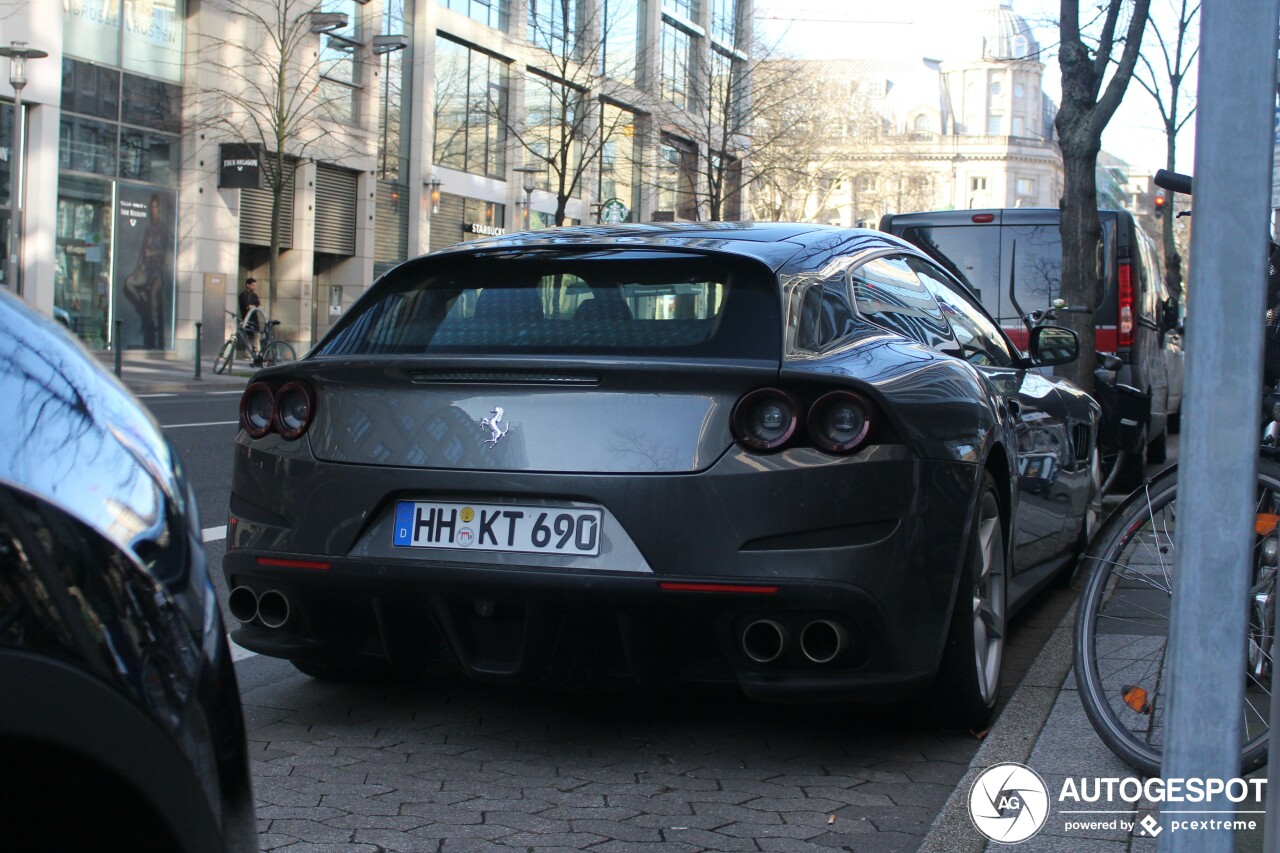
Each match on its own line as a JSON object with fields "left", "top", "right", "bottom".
{"left": 224, "top": 443, "right": 979, "bottom": 700}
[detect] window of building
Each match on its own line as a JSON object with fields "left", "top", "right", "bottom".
{"left": 710, "top": 0, "right": 736, "bottom": 47}
{"left": 987, "top": 113, "right": 1003, "bottom": 135}
{"left": 462, "top": 198, "right": 506, "bottom": 236}
{"left": 657, "top": 135, "right": 696, "bottom": 219}
{"left": 664, "top": 0, "right": 698, "bottom": 22}
{"left": 316, "top": 0, "right": 362, "bottom": 125}
{"left": 432, "top": 37, "right": 510, "bottom": 179}
{"left": 913, "top": 114, "right": 930, "bottom": 132}
{"left": 121, "top": 0, "right": 184, "bottom": 82}
{"left": 990, "top": 79, "right": 1002, "bottom": 96}
{"left": 601, "top": 0, "right": 644, "bottom": 87}
{"left": 524, "top": 72, "right": 583, "bottom": 192}
{"left": 377, "top": 0, "right": 412, "bottom": 183}
{"left": 598, "top": 102, "right": 640, "bottom": 220}
{"left": 1011, "top": 115, "right": 1024, "bottom": 137}
{"left": 708, "top": 47, "right": 741, "bottom": 130}
{"left": 440, "top": 0, "right": 509, "bottom": 31}
{"left": 1016, "top": 177, "right": 1036, "bottom": 197}
{"left": 528, "top": 0, "right": 579, "bottom": 56}
{"left": 971, "top": 176, "right": 988, "bottom": 192}
{"left": 660, "top": 18, "right": 693, "bottom": 111}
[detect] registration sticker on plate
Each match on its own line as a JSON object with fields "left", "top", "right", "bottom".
{"left": 392, "top": 501, "right": 602, "bottom": 557}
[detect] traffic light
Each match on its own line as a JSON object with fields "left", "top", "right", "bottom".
{"left": 1154, "top": 194, "right": 1166, "bottom": 219}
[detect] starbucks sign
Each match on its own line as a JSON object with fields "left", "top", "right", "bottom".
{"left": 599, "top": 198, "right": 629, "bottom": 224}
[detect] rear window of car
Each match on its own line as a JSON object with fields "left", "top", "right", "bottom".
{"left": 316, "top": 250, "right": 781, "bottom": 359}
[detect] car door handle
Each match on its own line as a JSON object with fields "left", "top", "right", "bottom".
{"left": 1007, "top": 400, "right": 1022, "bottom": 418}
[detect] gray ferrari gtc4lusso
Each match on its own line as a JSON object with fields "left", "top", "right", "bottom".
{"left": 223, "top": 222, "right": 1099, "bottom": 728}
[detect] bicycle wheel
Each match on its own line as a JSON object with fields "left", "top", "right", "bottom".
{"left": 212, "top": 339, "right": 235, "bottom": 375}
{"left": 1074, "top": 462, "right": 1278, "bottom": 776}
{"left": 260, "top": 340, "right": 296, "bottom": 368}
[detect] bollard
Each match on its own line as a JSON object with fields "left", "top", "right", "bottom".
{"left": 113, "top": 319, "right": 122, "bottom": 378}
{"left": 194, "top": 322, "right": 202, "bottom": 380}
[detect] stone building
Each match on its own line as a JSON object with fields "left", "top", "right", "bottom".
{"left": 8, "top": 0, "right": 753, "bottom": 356}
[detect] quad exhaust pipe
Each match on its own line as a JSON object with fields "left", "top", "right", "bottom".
{"left": 228, "top": 586, "right": 292, "bottom": 629}
{"left": 800, "top": 619, "right": 848, "bottom": 664}
{"left": 741, "top": 619, "right": 789, "bottom": 664}
{"left": 741, "top": 618, "right": 849, "bottom": 665}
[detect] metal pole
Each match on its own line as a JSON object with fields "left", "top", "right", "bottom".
{"left": 194, "top": 321, "right": 202, "bottom": 380}
{"left": 1159, "top": 3, "right": 1279, "bottom": 851}
{"left": 113, "top": 319, "right": 122, "bottom": 378}
{"left": 8, "top": 82, "right": 20, "bottom": 296}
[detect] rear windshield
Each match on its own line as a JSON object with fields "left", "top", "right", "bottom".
{"left": 898, "top": 220, "right": 1114, "bottom": 328}
{"left": 316, "top": 250, "right": 781, "bottom": 359}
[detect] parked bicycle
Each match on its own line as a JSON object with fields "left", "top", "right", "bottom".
{"left": 1073, "top": 168, "right": 1276, "bottom": 776}
{"left": 213, "top": 308, "right": 296, "bottom": 374}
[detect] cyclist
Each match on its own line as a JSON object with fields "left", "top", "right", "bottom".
{"left": 238, "top": 277, "right": 263, "bottom": 365}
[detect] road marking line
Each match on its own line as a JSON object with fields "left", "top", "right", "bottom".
{"left": 202, "top": 525, "right": 227, "bottom": 542}
{"left": 208, "top": 390, "right": 246, "bottom": 395}
{"left": 163, "top": 420, "right": 239, "bottom": 429}
{"left": 136, "top": 393, "right": 178, "bottom": 398}
{"left": 229, "top": 636, "right": 258, "bottom": 661}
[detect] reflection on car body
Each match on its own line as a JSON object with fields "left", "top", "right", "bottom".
{"left": 224, "top": 222, "right": 1100, "bottom": 728}
{"left": 0, "top": 291, "right": 256, "bottom": 852}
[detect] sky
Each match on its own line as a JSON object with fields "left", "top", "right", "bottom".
{"left": 751, "top": 0, "right": 1197, "bottom": 176}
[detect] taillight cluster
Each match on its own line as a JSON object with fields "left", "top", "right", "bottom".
{"left": 731, "top": 387, "right": 875, "bottom": 455}
{"left": 1118, "top": 262, "right": 1134, "bottom": 348}
{"left": 239, "top": 380, "right": 317, "bottom": 440}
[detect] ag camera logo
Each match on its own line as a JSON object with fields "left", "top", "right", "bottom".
{"left": 969, "top": 763, "right": 1050, "bottom": 843}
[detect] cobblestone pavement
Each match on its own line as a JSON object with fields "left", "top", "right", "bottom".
{"left": 235, "top": 584, "right": 1075, "bottom": 853}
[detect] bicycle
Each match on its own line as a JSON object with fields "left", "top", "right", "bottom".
{"left": 213, "top": 308, "right": 296, "bottom": 374}
{"left": 1073, "top": 168, "right": 1277, "bottom": 776}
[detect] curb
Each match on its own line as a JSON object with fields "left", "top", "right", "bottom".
{"left": 917, "top": 601, "right": 1078, "bottom": 852}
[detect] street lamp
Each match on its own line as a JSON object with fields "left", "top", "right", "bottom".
{"left": 513, "top": 165, "right": 541, "bottom": 230}
{"left": 0, "top": 41, "right": 47, "bottom": 297}
{"left": 426, "top": 175, "right": 442, "bottom": 215}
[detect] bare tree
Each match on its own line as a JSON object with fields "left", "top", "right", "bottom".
{"left": 1131, "top": 0, "right": 1198, "bottom": 298}
{"left": 493, "top": 0, "right": 642, "bottom": 225}
{"left": 194, "top": 0, "right": 363, "bottom": 307}
{"left": 1056, "top": 0, "right": 1151, "bottom": 388}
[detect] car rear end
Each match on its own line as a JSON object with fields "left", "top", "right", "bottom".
{"left": 223, "top": 241, "right": 962, "bottom": 700}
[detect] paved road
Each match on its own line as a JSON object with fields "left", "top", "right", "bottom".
{"left": 151, "top": 388, "right": 1077, "bottom": 853}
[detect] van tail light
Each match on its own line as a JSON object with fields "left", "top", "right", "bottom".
{"left": 273, "top": 381, "right": 317, "bottom": 440}
{"left": 807, "top": 390, "right": 874, "bottom": 454}
{"left": 240, "top": 382, "right": 275, "bottom": 439}
{"left": 732, "top": 388, "right": 800, "bottom": 451}
{"left": 1118, "top": 262, "right": 1134, "bottom": 348}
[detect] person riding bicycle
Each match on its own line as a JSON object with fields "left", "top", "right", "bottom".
{"left": 238, "top": 277, "right": 263, "bottom": 366}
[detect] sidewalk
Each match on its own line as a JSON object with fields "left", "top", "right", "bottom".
{"left": 91, "top": 348, "right": 252, "bottom": 395}
{"left": 920, "top": 599, "right": 1267, "bottom": 851}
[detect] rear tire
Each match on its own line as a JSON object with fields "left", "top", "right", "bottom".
{"left": 212, "top": 339, "right": 234, "bottom": 375}
{"left": 933, "top": 471, "right": 1006, "bottom": 730}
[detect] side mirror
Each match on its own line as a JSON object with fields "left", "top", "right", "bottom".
{"left": 1029, "top": 325, "right": 1080, "bottom": 366}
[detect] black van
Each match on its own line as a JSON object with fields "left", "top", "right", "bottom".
{"left": 880, "top": 207, "right": 1183, "bottom": 486}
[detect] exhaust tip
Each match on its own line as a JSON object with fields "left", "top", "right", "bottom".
{"left": 256, "top": 589, "right": 291, "bottom": 629}
{"left": 742, "top": 619, "right": 789, "bottom": 664}
{"left": 800, "top": 619, "right": 848, "bottom": 664}
{"left": 228, "top": 586, "right": 259, "bottom": 624}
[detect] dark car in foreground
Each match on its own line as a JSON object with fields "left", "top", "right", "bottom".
{"left": 224, "top": 222, "right": 1099, "bottom": 727}
{"left": 0, "top": 293, "right": 257, "bottom": 852}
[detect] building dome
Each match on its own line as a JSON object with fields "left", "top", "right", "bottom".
{"left": 977, "top": 1, "right": 1040, "bottom": 61}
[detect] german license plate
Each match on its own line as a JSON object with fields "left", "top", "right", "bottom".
{"left": 392, "top": 501, "right": 602, "bottom": 557}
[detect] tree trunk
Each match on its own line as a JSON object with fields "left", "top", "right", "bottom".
{"left": 1056, "top": 125, "right": 1102, "bottom": 390}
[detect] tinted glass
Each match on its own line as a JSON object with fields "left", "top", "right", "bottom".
{"left": 61, "top": 59, "right": 120, "bottom": 121}
{"left": 908, "top": 256, "right": 1014, "bottom": 367}
{"left": 119, "top": 128, "right": 178, "bottom": 186}
{"left": 121, "top": 74, "right": 182, "bottom": 134}
{"left": 899, "top": 224, "right": 996, "bottom": 303}
{"left": 318, "top": 251, "right": 780, "bottom": 359}
{"left": 60, "top": 116, "right": 118, "bottom": 177}
{"left": 850, "top": 256, "right": 952, "bottom": 349}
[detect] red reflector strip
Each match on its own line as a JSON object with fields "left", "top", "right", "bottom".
{"left": 256, "top": 556, "right": 331, "bottom": 570}
{"left": 658, "top": 582, "right": 779, "bottom": 594}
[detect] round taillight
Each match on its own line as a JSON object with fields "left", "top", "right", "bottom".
{"left": 273, "top": 381, "right": 315, "bottom": 440}
{"left": 808, "top": 390, "right": 873, "bottom": 454}
{"left": 240, "top": 382, "right": 275, "bottom": 439}
{"left": 732, "top": 388, "right": 799, "bottom": 451}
